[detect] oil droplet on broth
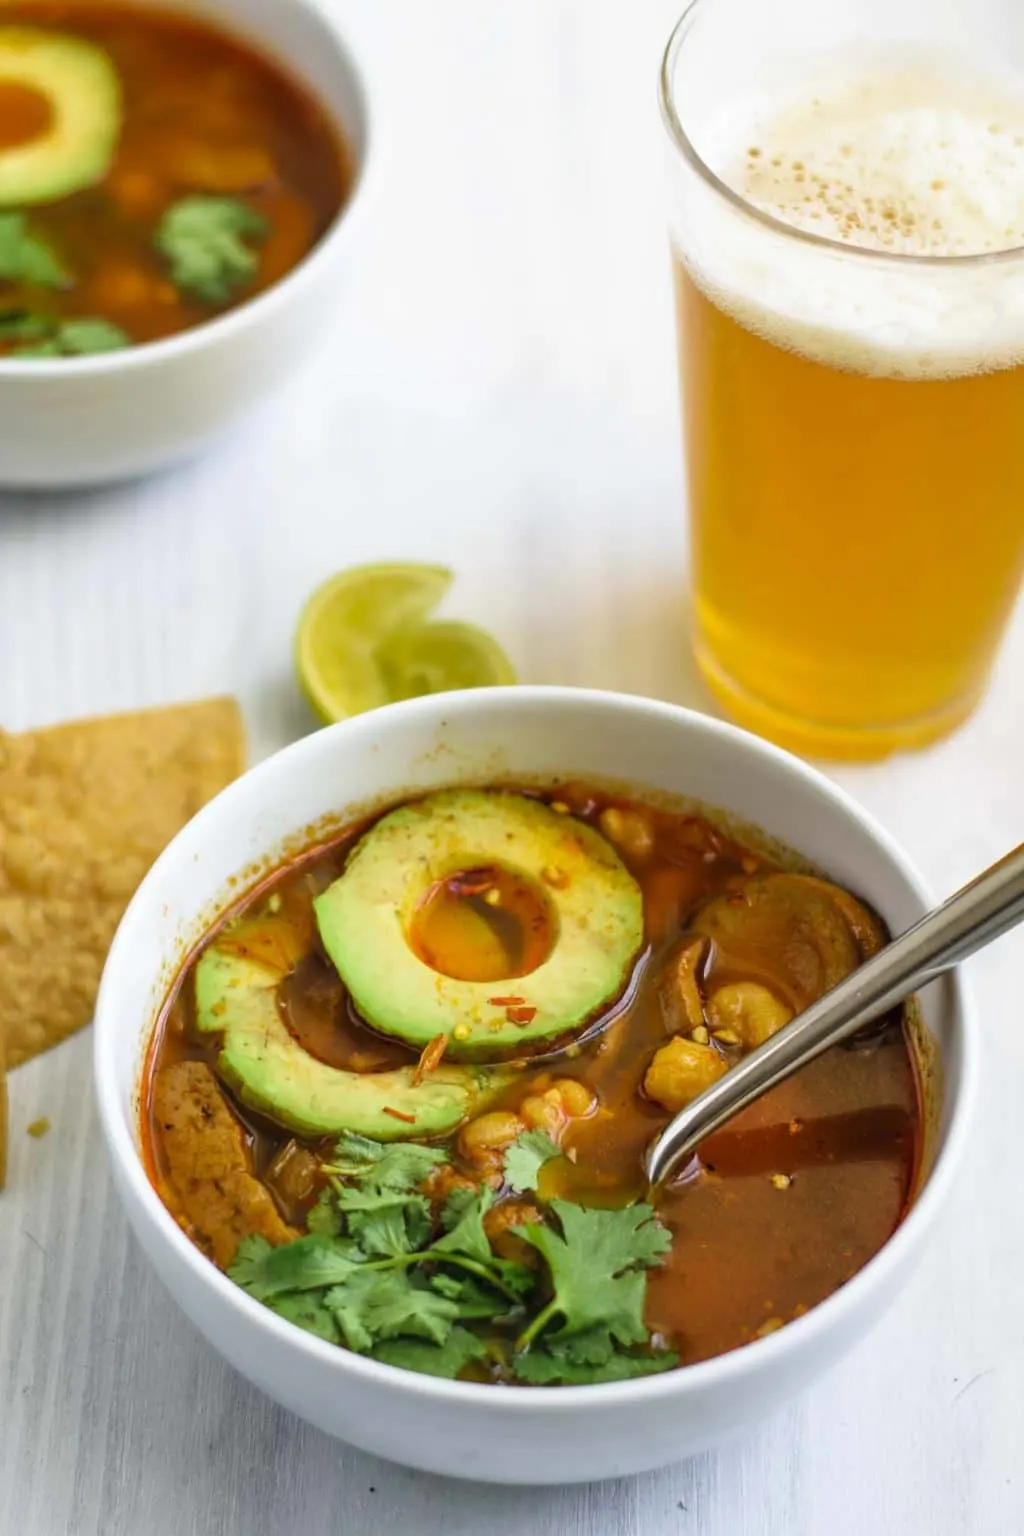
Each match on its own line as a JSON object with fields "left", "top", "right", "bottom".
{"left": 409, "top": 865, "right": 554, "bottom": 982}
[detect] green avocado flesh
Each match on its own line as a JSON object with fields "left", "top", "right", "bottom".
{"left": 314, "top": 789, "right": 645, "bottom": 1061}
{"left": 193, "top": 948, "right": 492, "bottom": 1140}
{"left": 0, "top": 29, "right": 122, "bottom": 207}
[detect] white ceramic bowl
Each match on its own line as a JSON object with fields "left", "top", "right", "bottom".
{"left": 94, "top": 689, "right": 975, "bottom": 1484}
{"left": 0, "top": 0, "right": 369, "bottom": 488}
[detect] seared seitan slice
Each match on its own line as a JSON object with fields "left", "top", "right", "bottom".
{"left": 153, "top": 1060, "right": 295, "bottom": 1266}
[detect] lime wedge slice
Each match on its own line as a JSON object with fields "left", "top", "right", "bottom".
{"left": 296, "top": 563, "right": 452, "bottom": 723}
{"left": 377, "top": 620, "right": 517, "bottom": 701}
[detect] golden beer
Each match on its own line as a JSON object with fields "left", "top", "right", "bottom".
{"left": 663, "top": 2, "right": 1024, "bottom": 758}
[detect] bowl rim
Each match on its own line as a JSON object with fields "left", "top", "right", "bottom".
{"left": 0, "top": 0, "right": 372, "bottom": 381}
{"left": 94, "top": 686, "right": 978, "bottom": 1409}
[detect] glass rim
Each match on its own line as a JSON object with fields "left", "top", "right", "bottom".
{"left": 659, "top": 0, "right": 1024, "bottom": 270}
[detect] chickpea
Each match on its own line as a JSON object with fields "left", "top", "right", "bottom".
{"left": 483, "top": 1199, "right": 542, "bottom": 1263}
{"left": 707, "top": 983, "right": 792, "bottom": 1048}
{"left": 519, "top": 1078, "right": 596, "bottom": 1140}
{"left": 550, "top": 1078, "right": 596, "bottom": 1119}
{"left": 106, "top": 167, "right": 167, "bottom": 218}
{"left": 643, "top": 1036, "right": 728, "bottom": 1113}
{"left": 520, "top": 1092, "right": 565, "bottom": 1139}
{"left": 458, "top": 1111, "right": 526, "bottom": 1173}
{"left": 598, "top": 806, "right": 655, "bottom": 862}
{"left": 88, "top": 261, "right": 159, "bottom": 313}
{"left": 422, "top": 1163, "right": 480, "bottom": 1203}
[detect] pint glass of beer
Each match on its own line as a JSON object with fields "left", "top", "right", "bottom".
{"left": 662, "top": 0, "right": 1024, "bottom": 758}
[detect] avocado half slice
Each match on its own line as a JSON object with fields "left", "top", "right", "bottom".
{"left": 194, "top": 948, "right": 493, "bottom": 1140}
{"left": 0, "top": 28, "right": 122, "bottom": 207}
{"left": 314, "top": 790, "right": 645, "bottom": 1060}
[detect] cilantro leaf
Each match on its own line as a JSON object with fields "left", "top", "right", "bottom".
{"left": 432, "top": 1187, "right": 494, "bottom": 1264}
{"left": 514, "top": 1201, "right": 672, "bottom": 1349}
{"left": 438, "top": 1184, "right": 478, "bottom": 1229}
{"left": 429, "top": 1267, "right": 531, "bottom": 1322}
{"left": 228, "top": 1233, "right": 363, "bottom": 1301}
{"left": 325, "top": 1270, "right": 459, "bottom": 1353}
{"left": 428, "top": 1271, "right": 465, "bottom": 1300}
{"left": 504, "top": 1129, "right": 562, "bottom": 1193}
{"left": 329, "top": 1132, "right": 393, "bottom": 1179}
{"left": 431, "top": 1187, "right": 535, "bottom": 1300}
{"left": 8, "top": 316, "right": 130, "bottom": 358}
{"left": 155, "top": 195, "right": 268, "bottom": 303}
{"left": 427, "top": 1270, "right": 507, "bottom": 1317}
{"left": 515, "top": 1343, "right": 679, "bottom": 1385}
{"left": 335, "top": 1185, "right": 432, "bottom": 1219}
{"left": 372, "top": 1327, "right": 489, "bottom": 1380}
{"left": 340, "top": 1193, "right": 432, "bottom": 1259}
{"left": 227, "top": 1234, "right": 275, "bottom": 1290}
{"left": 513, "top": 1323, "right": 678, "bottom": 1384}
{"left": 305, "top": 1187, "right": 343, "bottom": 1236}
{"left": 329, "top": 1133, "right": 448, "bottom": 1194}
{"left": 0, "top": 214, "right": 69, "bottom": 288}
{"left": 48, "top": 318, "right": 129, "bottom": 355}
{"left": 267, "top": 1291, "right": 341, "bottom": 1345}
{"left": 344, "top": 1202, "right": 412, "bottom": 1258}
{"left": 538, "top": 1324, "right": 619, "bottom": 1368}
{"left": 429, "top": 1185, "right": 537, "bottom": 1308}
{"left": 0, "top": 310, "right": 50, "bottom": 340}
{"left": 10, "top": 340, "right": 64, "bottom": 357}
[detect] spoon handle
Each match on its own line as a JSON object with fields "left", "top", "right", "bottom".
{"left": 645, "top": 841, "right": 1024, "bottom": 1187}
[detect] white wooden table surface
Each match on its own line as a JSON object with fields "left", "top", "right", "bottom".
{"left": 2, "top": 2, "right": 1023, "bottom": 1531}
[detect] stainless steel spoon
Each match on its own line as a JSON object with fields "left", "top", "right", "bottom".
{"left": 645, "top": 841, "right": 1024, "bottom": 1188}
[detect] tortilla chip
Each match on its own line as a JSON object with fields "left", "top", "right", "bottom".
{"left": 0, "top": 697, "right": 246, "bottom": 1080}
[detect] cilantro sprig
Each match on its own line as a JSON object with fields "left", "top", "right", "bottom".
{"left": 156, "top": 195, "right": 268, "bottom": 304}
{"left": 0, "top": 312, "right": 130, "bottom": 358}
{"left": 513, "top": 1201, "right": 673, "bottom": 1359}
{"left": 0, "top": 213, "right": 69, "bottom": 288}
{"left": 228, "top": 1128, "right": 677, "bottom": 1385}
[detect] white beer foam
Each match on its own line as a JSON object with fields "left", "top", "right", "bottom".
{"left": 671, "top": 59, "right": 1024, "bottom": 378}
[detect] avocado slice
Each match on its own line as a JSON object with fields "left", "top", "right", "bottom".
{"left": 194, "top": 948, "right": 493, "bottom": 1140}
{"left": 0, "top": 28, "right": 122, "bottom": 207}
{"left": 314, "top": 790, "right": 644, "bottom": 1060}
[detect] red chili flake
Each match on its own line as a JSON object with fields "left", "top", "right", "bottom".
{"left": 506, "top": 1006, "right": 538, "bottom": 1026}
{"left": 413, "top": 1032, "right": 450, "bottom": 1086}
{"left": 446, "top": 868, "right": 494, "bottom": 897}
{"left": 382, "top": 1106, "right": 416, "bottom": 1123}
{"left": 488, "top": 995, "right": 526, "bottom": 1006}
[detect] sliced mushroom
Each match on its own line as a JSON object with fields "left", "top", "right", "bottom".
{"left": 788, "top": 875, "right": 887, "bottom": 958}
{"left": 657, "top": 938, "right": 708, "bottom": 1034}
{"left": 692, "top": 873, "right": 863, "bottom": 1011}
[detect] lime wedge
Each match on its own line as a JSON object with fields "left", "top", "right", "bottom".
{"left": 295, "top": 564, "right": 516, "bottom": 723}
{"left": 296, "top": 563, "right": 452, "bottom": 723}
{"left": 377, "top": 621, "right": 518, "bottom": 701}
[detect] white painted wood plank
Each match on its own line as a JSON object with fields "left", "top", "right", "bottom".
{"left": 2, "top": 2, "right": 1022, "bottom": 1531}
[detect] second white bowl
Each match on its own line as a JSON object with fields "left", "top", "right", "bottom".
{"left": 0, "top": 0, "right": 370, "bottom": 488}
